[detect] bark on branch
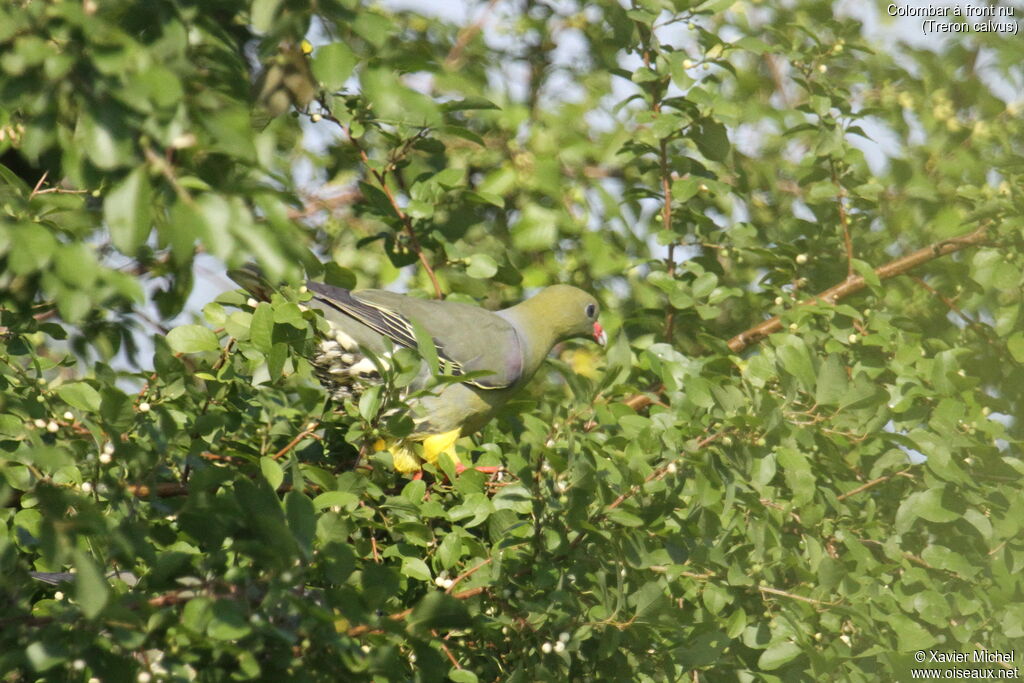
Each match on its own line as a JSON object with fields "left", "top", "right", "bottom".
{"left": 727, "top": 222, "right": 992, "bottom": 354}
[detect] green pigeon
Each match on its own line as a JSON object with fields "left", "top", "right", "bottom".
{"left": 231, "top": 269, "right": 605, "bottom": 472}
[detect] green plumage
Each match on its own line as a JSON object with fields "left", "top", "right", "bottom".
{"left": 230, "top": 267, "right": 603, "bottom": 470}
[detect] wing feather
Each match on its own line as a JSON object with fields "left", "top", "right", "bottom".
{"left": 306, "top": 282, "right": 466, "bottom": 376}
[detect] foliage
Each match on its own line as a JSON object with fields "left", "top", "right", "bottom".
{"left": 1, "top": 0, "right": 1022, "bottom": 680}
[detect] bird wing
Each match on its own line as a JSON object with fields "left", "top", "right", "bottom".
{"left": 305, "top": 282, "right": 523, "bottom": 389}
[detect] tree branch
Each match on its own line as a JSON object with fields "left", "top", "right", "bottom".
{"left": 444, "top": 0, "right": 501, "bottom": 69}
{"left": 759, "top": 585, "right": 837, "bottom": 607}
{"left": 831, "top": 162, "right": 854, "bottom": 278}
{"left": 836, "top": 468, "right": 913, "bottom": 501}
{"left": 727, "top": 222, "right": 992, "bottom": 354}
{"left": 640, "top": 33, "right": 677, "bottom": 343}
{"left": 271, "top": 421, "right": 321, "bottom": 460}
{"left": 660, "top": 137, "right": 676, "bottom": 342}
{"left": 345, "top": 585, "right": 486, "bottom": 637}
{"left": 317, "top": 107, "right": 444, "bottom": 299}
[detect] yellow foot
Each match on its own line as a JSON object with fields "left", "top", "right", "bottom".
{"left": 421, "top": 429, "right": 462, "bottom": 467}
{"left": 373, "top": 429, "right": 463, "bottom": 474}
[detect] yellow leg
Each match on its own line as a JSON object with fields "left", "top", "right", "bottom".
{"left": 421, "top": 429, "right": 462, "bottom": 467}
{"left": 373, "top": 429, "right": 462, "bottom": 474}
{"left": 390, "top": 443, "right": 423, "bottom": 474}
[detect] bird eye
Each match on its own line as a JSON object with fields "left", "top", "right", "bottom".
{"left": 585, "top": 303, "right": 597, "bottom": 319}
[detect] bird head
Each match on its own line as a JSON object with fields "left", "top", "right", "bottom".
{"left": 526, "top": 284, "right": 605, "bottom": 346}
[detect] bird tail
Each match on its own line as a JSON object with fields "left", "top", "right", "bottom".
{"left": 226, "top": 263, "right": 276, "bottom": 302}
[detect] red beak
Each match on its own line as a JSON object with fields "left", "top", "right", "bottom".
{"left": 593, "top": 321, "right": 607, "bottom": 346}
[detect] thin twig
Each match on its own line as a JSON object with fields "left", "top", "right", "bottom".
{"left": 29, "top": 171, "right": 48, "bottom": 199}
{"left": 445, "top": 0, "right": 501, "bottom": 68}
{"left": 604, "top": 432, "right": 718, "bottom": 513}
{"left": 446, "top": 558, "right": 492, "bottom": 594}
{"left": 640, "top": 31, "right": 678, "bottom": 343}
{"left": 836, "top": 468, "right": 912, "bottom": 501}
{"left": 436, "top": 631, "right": 462, "bottom": 668}
{"left": 831, "top": 163, "right": 854, "bottom": 278}
{"left": 126, "top": 482, "right": 190, "bottom": 498}
{"left": 763, "top": 54, "right": 791, "bottom": 107}
{"left": 660, "top": 137, "right": 676, "bottom": 342}
{"left": 317, "top": 108, "right": 444, "bottom": 298}
{"left": 143, "top": 146, "right": 193, "bottom": 205}
{"left": 346, "top": 586, "right": 486, "bottom": 637}
{"left": 727, "top": 222, "right": 993, "bottom": 354}
{"left": 759, "top": 585, "right": 836, "bottom": 606}
{"left": 271, "top": 422, "right": 320, "bottom": 460}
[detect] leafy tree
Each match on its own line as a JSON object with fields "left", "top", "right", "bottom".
{"left": 1, "top": 0, "right": 1022, "bottom": 680}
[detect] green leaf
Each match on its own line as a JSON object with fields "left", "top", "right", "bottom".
{"left": 285, "top": 491, "right": 316, "bottom": 557}
{"left": 671, "top": 177, "right": 701, "bottom": 202}
{"left": 181, "top": 597, "right": 213, "bottom": 633}
{"left": 440, "top": 96, "right": 498, "bottom": 111}
{"left": 8, "top": 223, "right": 56, "bottom": 275}
{"left": 695, "top": 118, "right": 730, "bottom": 161}
{"left": 895, "top": 487, "right": 961, "bottom": 532}
{"left": 361, "top": 67, "right": 441, "bottom": 127}
{"left": 312, "top": 42, "right": 357, "bottom": 91}
{"left": 692, "top": 272, "right": 718, "bottom": 299}
{"left": 890, "top": 614, "right": 938, "bottom": 651}
{"left": 607, "top": 508, "right": 644, "bottom": 527}
{"left": 971, "top": 249, "right": 1004, "bottom": 289}
{"left": 401, "top": 556, "right": 432, "bottom": 582}
{"left": 322, "top": 262, "right": 357, "bottom": 289}
{"left": 437, "top": 532, "right": 463, "bottom": 568}
{"left": 260, "top": 456, "right": 284, "bottom": 490}
{"left": 56, "top": 382, "right": 101, "bottom": 412}
{"left": 104, "top": 167, "right": 152, "bottom": 254}
{"left": 702, "top": 583, "right": 730, "bottom": 615}
{"left": 777, "top": 335, "right": 816, "bottom": 390}
{"left": 758, "top": 641, "right": 802, "bottom": 670}
{"left": 919, "top": 545, "right": 978, "bottom": 578}
{"left": 207, "top": 600, "right": 252, "bottom": 641}
{"left": 78, "top": 107, "right": 133, "bottom": 169}
{"left": 814, "top": 355, "right": 849, "bottom": 406}
{"left": 25, "top": 640, "right": 67, "bottom": 672}
{"left": 0, "top": 414, "right": 23, "bottom": 438}
{"left": 313, "top": 490, "right": 359, "bottom": 510}
{"left": 250, "top": 302, "right": 274, "bottom": 354}
{"left": 466, "top": 253, "right": 498, "bottom": 279}
{"left": 358, "top": 384, "right": 383, "bottom": 421}
{"left": 73, "top": 550, "right": 110, "bottom": 619}
{"left": 167, "top": 325, "right": 221, "bottom": 354}
{"left": 250, "top": 0, "right": 282, "bottom": 32}
{"left": 850, "top": 258, "right": 881, "bottom": 288}
{"left": 411, "top": 319, "right": 441, "bottom": 377}
{"left": 407, "top": 591, "right": 472, "bottom": 634}
{"left": 1002, "top": 604, "right": 1024, "bottom": 639}
{"left": 273, "top": 302, "right": 305, "bottom": 329}
{"left": 1007, "top": 332, "right": 1024, "bottom": 363}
